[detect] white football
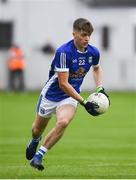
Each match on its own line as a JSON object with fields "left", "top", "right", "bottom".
{"left": 87, "top": 92, "right": 110, "bottom": 114}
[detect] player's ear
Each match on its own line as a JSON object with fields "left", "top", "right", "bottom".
{"left": 73, "top": 31, "right": 78, "bottom": 38}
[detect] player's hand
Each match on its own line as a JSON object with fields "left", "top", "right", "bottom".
{"left": 80, "top": 100, "right": 100, "bottom": 116}
{"left": 96, "top": 87, "right": 110, "bottom": 105}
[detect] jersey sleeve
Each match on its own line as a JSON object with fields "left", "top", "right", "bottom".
{"left": 92, "top": 47, "right": 100, "bottom": 67}
{"left": 54, "top": 51, "right": 70, "bottom": 72}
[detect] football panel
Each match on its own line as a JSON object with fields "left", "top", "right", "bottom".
{"left": 87, "top": 92, "right": 109, "bottom": 114}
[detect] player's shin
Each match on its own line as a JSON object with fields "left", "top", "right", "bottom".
{"left": 26, "top": 136, "right": 42, "bottom": 160}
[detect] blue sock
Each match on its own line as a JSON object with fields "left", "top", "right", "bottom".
{"left": 36, "top": 145, "right": 48, "bottom": 159}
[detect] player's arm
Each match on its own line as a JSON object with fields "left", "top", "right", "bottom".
{"left": 57, "top": 71, "right": 84, "bottom": 103}
{"left": 57, "top": 71, "right": 99, "bottom": 116}
{"left": 92, "top": 64, "right": 110, "bottom": 103}
{"left": 54, "top": 51, "right": 82, "bottom": 102}
{"left": 92, "top": 64, "right": 103, "bottom": 88}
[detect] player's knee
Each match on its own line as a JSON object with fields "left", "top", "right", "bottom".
{"left": 32, "top": 123, "right": 41, "bottom": 136}
{"left": 56, "top": 119, "right": 70, "bottom": 129}
{"left": 58, "top": 119, "right": 69, "bottom": 129}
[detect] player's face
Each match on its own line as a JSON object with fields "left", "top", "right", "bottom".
{"left": 73, "top": 30, "right": 91, "bottom": 52}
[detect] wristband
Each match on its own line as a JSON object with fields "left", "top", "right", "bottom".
{"left": 96, "top": 87, "right": 103, "bottom": 93}
{"left": 80, "top": 99, "right": 87, "bottom": 106}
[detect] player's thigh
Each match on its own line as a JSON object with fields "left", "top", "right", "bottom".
{"left": 32, "top": 114, "right": 51, "bottom": 132}
{"left": 56, "top": 104, "right": 76, "bottom": 125}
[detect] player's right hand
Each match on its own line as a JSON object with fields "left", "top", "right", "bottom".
{"left": 80, "top": 100, "right": 100, "bottom": 116}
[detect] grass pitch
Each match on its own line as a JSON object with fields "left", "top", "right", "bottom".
{"left": 0, "top": 91, "right": 135, "bottom": 179}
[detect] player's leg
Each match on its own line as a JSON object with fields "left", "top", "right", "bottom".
{"left": 26, "top": 94, "right": 54, "bottom": 160}
{"left": 31, "top": 103, "right": 77, "bottom": 171}
{"left": 41, "top": 97, "right": 77, "bottom": 150}
{"left": 43, "top": 104, "right": 76, "bottom": 149}
{"left": 26, "top": 114, "right": 50, "bottom": 160}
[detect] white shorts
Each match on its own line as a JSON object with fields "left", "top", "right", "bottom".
{"left": 37, "top": 95, "right": 78, "bottom": 118}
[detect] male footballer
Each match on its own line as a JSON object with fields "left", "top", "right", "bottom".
{"left": 26, "top": 18, "right": 109, "bottom": 170}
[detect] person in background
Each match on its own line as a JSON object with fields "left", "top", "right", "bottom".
{"left": 7, "top": 44, "right": 26, "bottom": 92}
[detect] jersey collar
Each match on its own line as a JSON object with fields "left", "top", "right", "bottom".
{"left": 77, "top": 49, "right": 88, "bottom": 53}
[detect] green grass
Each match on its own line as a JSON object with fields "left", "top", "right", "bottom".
{"left": 0, "top": 91, "right": 136, "bottom": 179}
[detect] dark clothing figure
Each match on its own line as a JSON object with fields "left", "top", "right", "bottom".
{"left": 7, "top": 45, "right": 26, "bottom": 92}
{"left": 9, "top": 69, "right": 25, "bottom": 91}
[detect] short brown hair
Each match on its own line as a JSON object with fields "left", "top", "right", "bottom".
{"left": 73, "top": 18, "right": 94, "bottom": 35}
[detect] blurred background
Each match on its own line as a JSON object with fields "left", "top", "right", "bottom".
{"left": 0, "top": 1, "right": 136, "bottom": 178}
{"left": 0, "top": 0, "right": 136, "bottom": 92}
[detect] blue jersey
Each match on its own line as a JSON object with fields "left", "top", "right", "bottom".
{"left": 41, "top": 40, "right": 100, "bottom": 102}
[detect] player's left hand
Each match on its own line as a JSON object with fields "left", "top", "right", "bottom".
{"left": 96, "top": 87, "right": 110, "bottom": 105}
